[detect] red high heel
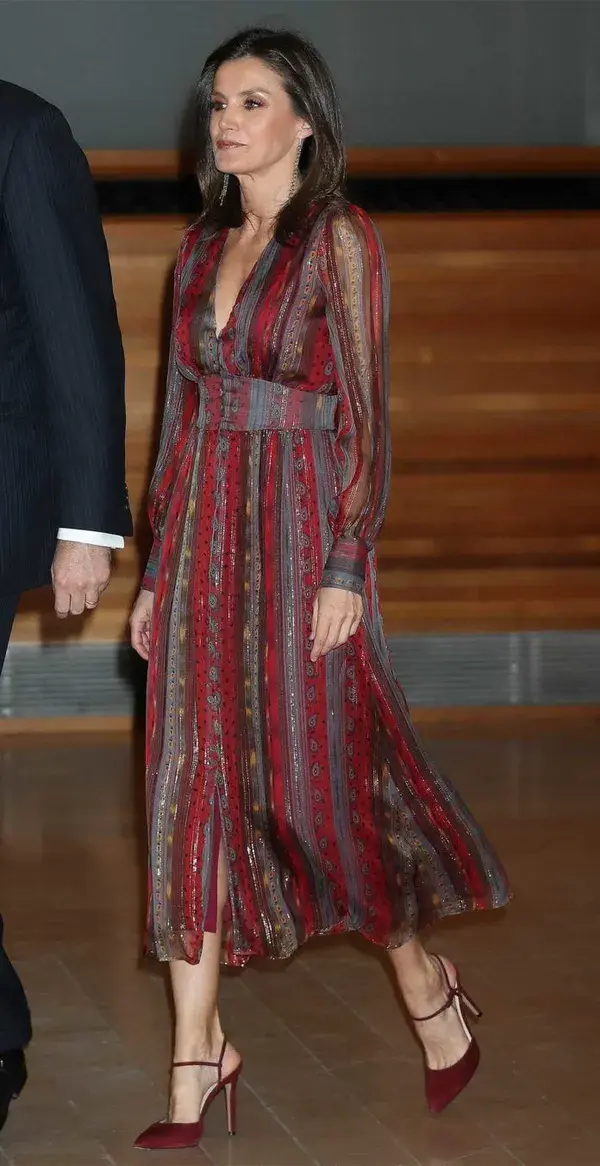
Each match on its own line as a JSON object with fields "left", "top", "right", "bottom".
{"left": 409, "top": 954, "right": 482, "bottom": 1114}
{"left": 134, "top": 1037, "right": 242, "bottom": 1150}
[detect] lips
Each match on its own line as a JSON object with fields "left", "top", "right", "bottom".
{"left": 216, "top": 140, "right": 243, "bottom": 150}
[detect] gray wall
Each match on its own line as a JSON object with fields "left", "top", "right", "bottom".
{"left": 0, "top": 0, "right": 599, "bottom": 149}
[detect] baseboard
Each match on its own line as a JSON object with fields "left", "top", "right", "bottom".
{"left": 0, "top": 704, "right": 598, "bottom": 739}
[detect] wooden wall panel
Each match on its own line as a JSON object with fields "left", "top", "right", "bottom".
{"left": 87, "top": 147, "right": 600, "bottom": 179}
{"left": 11, "top": 212, "right": 600, "bottom": 641}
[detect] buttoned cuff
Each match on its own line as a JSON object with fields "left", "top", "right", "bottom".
{"left": 320, "top": 536, "right": 367, "bottom": 593}
{"left": 142, "top": 541, "right": 160, "bottom": 592}
{"left": 57, "top": 528, "right": 125, "bottom": 549}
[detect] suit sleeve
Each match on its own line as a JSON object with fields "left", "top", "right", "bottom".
{"left": 3, "top": 104, "right": 131, "bottom": 535}
{"left": 318, "top": 207, "right": 391, "bottom": 592}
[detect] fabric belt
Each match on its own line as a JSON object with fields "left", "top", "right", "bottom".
{"left": 197, "top": 375, "right": 337, "bottom": 432}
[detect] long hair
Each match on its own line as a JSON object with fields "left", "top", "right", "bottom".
{"left": 195, "top": 27, "right": 346, "bottom": 242}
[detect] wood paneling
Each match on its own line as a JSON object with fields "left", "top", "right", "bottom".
{"left": 11, "top": 211, "right": 600, "bottom": 641}
{"left": 87, "top": 146, "right": 600, "bottom": 179}
{"left": 375, "top": 212, "right": 600, "bottom": 630}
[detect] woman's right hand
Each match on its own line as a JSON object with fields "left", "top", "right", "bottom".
{"left": 130, "top": 588, "right": 155, "bottom": 661}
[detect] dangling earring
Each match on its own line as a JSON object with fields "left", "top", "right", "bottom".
{"left": 219, "top": 173, "right": 229, "bottom": 206}
{"left": 290, "top": 138, "right": 304, "bottom": 197}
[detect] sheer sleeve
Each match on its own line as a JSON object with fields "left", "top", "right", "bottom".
{"left": 318, "top": 206, "right": 391, "bottom": 593}
{"left": 142, "top": 228, "right": 197, "bottom": 591}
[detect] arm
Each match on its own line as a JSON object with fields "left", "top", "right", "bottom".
{"left": 319, "top": 206, "right": 391, "bottom": 593}
{"left": 3, "top": 103, "right": 131, "bottom": 536}
{"left": 141, "top": 229, "right": 195, "bottom": 592}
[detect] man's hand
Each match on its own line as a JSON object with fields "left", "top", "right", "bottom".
{"left": 51, "top": 541, "right": 111, "bottom": 618}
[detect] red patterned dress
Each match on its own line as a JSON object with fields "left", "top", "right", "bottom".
{"left": 142, "top": 201, "right": 510, "bottom": 966}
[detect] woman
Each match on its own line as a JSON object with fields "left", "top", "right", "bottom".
{"left": 130, "top": 27, "right": 510, "bottom": 1150}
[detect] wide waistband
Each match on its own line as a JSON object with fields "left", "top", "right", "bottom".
{"left": 197, "top": 375, "right": 337, "bottom": 432}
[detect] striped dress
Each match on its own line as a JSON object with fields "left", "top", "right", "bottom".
{"left": 142, "top": 201, "right": 510, "bottom": 966}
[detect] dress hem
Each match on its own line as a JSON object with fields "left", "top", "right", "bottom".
{"left": 145, "top": 890, "right": 512, "bottom": 968}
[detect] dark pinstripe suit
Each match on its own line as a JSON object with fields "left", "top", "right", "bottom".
{"left": 0, "top": 80, "right": 132, "bottom": 596}
{"left": 0, "top": 81, "right": 133, "bottom": 1052}
{"left": 0, "top": 595, "right": 31, "bottom": 1052}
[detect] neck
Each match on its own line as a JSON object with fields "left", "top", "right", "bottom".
{"left": 236, "top": 160, "right": 298, "bottom": 236}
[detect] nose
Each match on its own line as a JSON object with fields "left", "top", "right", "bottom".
{"left": 218, "top": 104, "right": 239, "bottom": 134}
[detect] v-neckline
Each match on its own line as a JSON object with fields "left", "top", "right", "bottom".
{"left": 212, "top": 228, "right": 276, "bottom": 340}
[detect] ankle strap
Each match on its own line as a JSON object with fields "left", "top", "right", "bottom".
{"left": 172, "top": 1036, "right": 227, "bottom": 1076}
{"left": 409, "top": 956, "right": 457, "bottom": 1023}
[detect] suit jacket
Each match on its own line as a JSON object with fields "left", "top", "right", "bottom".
{"left": 0, "top": 81, "right": 132, "bottom": 595}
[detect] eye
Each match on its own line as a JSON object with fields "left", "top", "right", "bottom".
{"left": 209, "top": 99, "right": 225, "bottom": 112}
{"left": 244, "top": 98, "right": 264, "bottom": 110}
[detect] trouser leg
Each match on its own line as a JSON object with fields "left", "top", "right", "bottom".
{"left": 0, "top": 594, "right": 32, "bottom": 1050}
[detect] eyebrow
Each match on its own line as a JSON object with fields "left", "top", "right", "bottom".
{"left": 211, "top": 88, "right": 272, "bottom": 98}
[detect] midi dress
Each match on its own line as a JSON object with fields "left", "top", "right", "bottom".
{"left": 142, "top": 200, "right": 510, "bottom": 966}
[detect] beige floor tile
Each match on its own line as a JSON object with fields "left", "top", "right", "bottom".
{"left": 1, "top": 730, "right": 599, "bottom": 1166}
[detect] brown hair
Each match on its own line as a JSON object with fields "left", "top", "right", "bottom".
{"left": 195, "top": 26, "right": 346, "bottom": 242}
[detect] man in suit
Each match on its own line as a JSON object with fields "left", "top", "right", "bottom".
{"left": 0, "top": 80, "right": 132, "bottom": 1129}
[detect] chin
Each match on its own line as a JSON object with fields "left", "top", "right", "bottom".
{"left": 214, "top": 150, "right": 249, "bottom": 176}
{"left": 218, "top": 162, "right": 252, "bottom": 179}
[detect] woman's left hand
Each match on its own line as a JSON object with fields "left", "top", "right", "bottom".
{"left": 310, "top": 587, "right": 363, "bottom": 662}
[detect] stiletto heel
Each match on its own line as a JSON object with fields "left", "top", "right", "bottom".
{"left": 459, "top": 987, "right": 482, "bottom": 1020}
{"left": 224, "top": 1073, "right": 239, "bottom": 1135}
{"left": 409, "top": 955, "right": 481, "bottom": 1114}
{"left": 134, "top": 1037, "right": 243, "bottom": 1150}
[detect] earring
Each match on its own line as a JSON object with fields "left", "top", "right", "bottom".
{"left": 290, "top": 138, "right": 304, "bottom": 198}
{"left": 219, "top": 173, "right": 229, "bottom": 206}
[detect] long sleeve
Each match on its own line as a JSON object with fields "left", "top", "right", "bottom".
{"left": 3, "top": 104, "right": 131, "bottom": 536}
{"left": 319, "top": 206, "right": 391, "bottom": 593}
{"left": 141, "top": 230, "right": 195, "bottom": 592}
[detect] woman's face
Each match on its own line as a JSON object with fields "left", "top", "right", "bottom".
{"left": 210, "top": 56, "right": 310, "bottom": 179}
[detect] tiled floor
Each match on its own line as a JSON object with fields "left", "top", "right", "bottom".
{"left": 0, "top": 727, "right": 599, "bottom": 1165}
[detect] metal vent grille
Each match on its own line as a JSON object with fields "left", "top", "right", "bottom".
{"left": 387, "top": 634, "right": 521, "bottom": 707}
{"left": 0, "top": 643, "right": 140, "bottom": 719}
{"left": 1, "top": 632, "right": 599, "bottom": 718}
{"left": 388, "top": 631, "right": 600, "bottom": 706}
{"left": 531, "top": 632, "right": 600, "bottom": 706}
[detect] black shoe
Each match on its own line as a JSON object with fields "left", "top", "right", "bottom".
{"left": 0, "top": 1050, "right": 27, "bottom": 1132}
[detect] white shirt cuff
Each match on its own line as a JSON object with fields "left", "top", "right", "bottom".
{"left": 57, "top": 528, "right": 125, "bottom": 550}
